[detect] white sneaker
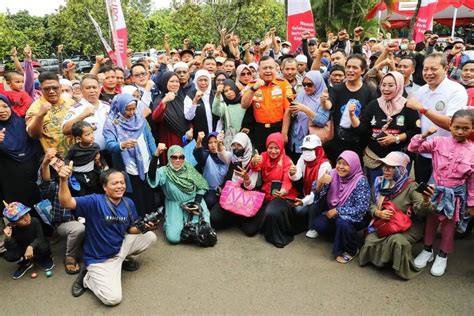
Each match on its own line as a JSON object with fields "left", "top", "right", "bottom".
{"left": 430, "top": 255, "right": 448, "bottom": 277}
{"left": 414, "top": 249, "right": 434, "bottom": 269}
{"left": 305, "top": 229, "right": 318, "bottom": 239}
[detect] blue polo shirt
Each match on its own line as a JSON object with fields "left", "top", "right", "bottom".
{"left": 75, "top": 194, "right": 138, "bottom": 266}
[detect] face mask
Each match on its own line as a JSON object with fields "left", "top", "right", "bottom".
{"left": 460, "top": 78, "right": 474, "bottom": 86}
{"left": 61, "top": 93, "right": 73, "bottom": 99}
{"left": 400, "top": 44, "right": 408, "bottom": 50}
{"left": 301, "top": 150, "right": 316, "bottom": 162}
{"left": 281, "top": 48, "right": 290, "bottom": 55}
{"left": 233, "top": 148, "right": 245, "bottom": 157}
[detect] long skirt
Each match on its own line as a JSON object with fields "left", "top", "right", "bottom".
{"left": 210, "top": 203, "right": 266, "bottom": 237}
{"left": 359, "top": 219, "right": 424, "bottom": 280}
{"left": 127, "top": 174, "right": 156, "bottom": 218}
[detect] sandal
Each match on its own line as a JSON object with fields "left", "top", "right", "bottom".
{"left": 64, "top": 257, "right": 80, "bottom": 275}
{"left": 336, "top": 250, "right": 359, "bottom": 264}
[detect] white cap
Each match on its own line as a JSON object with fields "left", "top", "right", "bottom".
{"left": 300, "top": 134, "right": 322, "bottom": 149}
{"left": 282, "top": 41, "right": 292, "bottom": 47}
{"left": 215, "top": 56, "right": 226, "bottom": 64}
{"left": 295, "top": 55, "right": 307, "bottom": 64}
{"left": 173, "top": 62, "right": 189, "bottom": 71}
{"left": 368, "top": 38, "right": 377, "bottom": 42}
{"left": 59, "top": 79, "right": 72, "bottom": 87}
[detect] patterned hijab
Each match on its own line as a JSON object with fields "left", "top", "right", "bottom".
{"left": 230, "top": 132, "right": 253, "bottom": 167}
{"left": 165, "top": 145, "right": 209, "bottom": 194}
{"left": 377, "top": 72, "right": 407, "bottom": 118}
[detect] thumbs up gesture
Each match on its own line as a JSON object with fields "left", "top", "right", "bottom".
{"left": 251, "top": 150, "right": 262, "bottom": 166}
{"left": 289, "top": 163, "right": 297, "bottom": 176}
{"left": 59, "top": 160, "right": 74, "bottom": 179}
{"left": 0, "top": 128, "right": 5, "bottom": 143}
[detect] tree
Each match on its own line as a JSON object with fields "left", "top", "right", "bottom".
{"left": 129, "top": 0, "right": 153, "bottom": 17}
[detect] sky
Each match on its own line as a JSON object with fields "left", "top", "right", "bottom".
{"left": 0, "top": 0, "right": 172, "bottom": 16}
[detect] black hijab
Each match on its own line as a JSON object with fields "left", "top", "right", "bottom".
{"left": 222, "top": 79, "right": 242, "bottom": 105}
{"left": 158, "top": 71, "right": 189, "bottom": 137}
{"left": 0, "top": 95, "right": 38, "bottom": 162}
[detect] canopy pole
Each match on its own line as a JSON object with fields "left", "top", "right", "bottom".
{"left": 451, "top": 7, "right": 458, "bottom": 38}
{"left": 377, "top": 10, "right": 382, "bottom": 36}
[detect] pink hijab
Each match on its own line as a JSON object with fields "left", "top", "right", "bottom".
{"left": 377, "top": 71, "right": 407, "bottom": 118}
{"left": 327, "top": 151, "right": 365, "bottom": 208}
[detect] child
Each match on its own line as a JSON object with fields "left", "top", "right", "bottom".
{"left": 65, "top": 121, "right": 107, "bottom": 196}
{"left": 1, "top": 71, "right": 33, "bottom": 118}
{"left": 2, "top": 201, "right": 54, "bottom": 279}
{"left": 408, "top": 109, "right": 474, "bottom": 277}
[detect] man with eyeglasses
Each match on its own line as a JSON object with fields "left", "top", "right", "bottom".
{"left": 62, "top": 74, "right": 111, "bottom": 151}
{"left": 173, "top": 62, "right": 196, "bottom": 98}
{"left": 130, "top": 63, "right": 154, "bottom": 108}
{"left": 25, "top": 72, "right": 75, "bottom": 157}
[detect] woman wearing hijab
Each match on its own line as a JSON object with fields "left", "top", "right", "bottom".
{"left": 251, "top": 133, "right": 303, "bottom": 248}
{"left": 148, "top": 145, "right": 211, "bottom": 244}
{"left": 193, "top": 132, "right": 228, "bottom": 210}
{"left": 352, "top": 71, "right": 419, "bottom": 186}
{"left": 288, "top": 71, "right": 330, "bottom": 160}
{"left": 212, "top": 79, "right": 247, "bottom": 134}
{"left": 103, "top": 93, "right": 157, "bottom": 217}
{"left": 290, "top": 135, "right": 332, "bottom": 238}
{"left": 0, "top": 95, "right": 41, "bottom": 207}
{"left": 210, "top": 132, "right": 263, "bottom": 235}
{"left": 152, "top": 71, "right": 189, "bottom": 164}
{"left": 235, "top": 64, "right": 253, "bottom": 91}
{"left": 184, "top": 69, "right": 220, "bottom": 139}
{"left": 359, "top": 152, "right": 435, "bottom": 279}
{"left": 213, "top": 71, "right": 228, "bottom": 90}
{"left": 301, "top": 150, "right": 370, "bottom": 263}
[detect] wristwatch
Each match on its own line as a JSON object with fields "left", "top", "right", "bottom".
{"left": 395, "top": 135, "right": 401, "bottom": 144}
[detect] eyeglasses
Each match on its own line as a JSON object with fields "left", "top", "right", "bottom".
{"left": 240, "top": 71, "right": 251, "bottom": 76}
{"left": 382, "top": 165, "right": 395, "bottom": 170}
{"left": 308, "top": 43, "right": 316, "bottom": 46}
{"left": 133, "top": 72, "right": 147, "bottom": 78}
{"left": 42, "top": 86, "right": 60, "bottom": 92}
{"left": 170, "top": 155, "right": 185, "bottom": 161}
{"left": 302, "top": 82, "right": 314, "bottom": 88}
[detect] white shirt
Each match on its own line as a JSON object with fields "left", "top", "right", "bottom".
{"left": 415, "top": 77, "right": 468, "bottom": 158}
{"left": 62, "top": 98, "right": 110, "bottom": 150}
{"left": 125, "top": 134, "right": 150, "bottom": 176}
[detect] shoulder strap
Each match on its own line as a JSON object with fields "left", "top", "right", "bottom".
{"left": 389, "top": 179, "right": 414, "bottom": 200}
{"left": 104, "top": 195, "right": 133, "bottom": 223}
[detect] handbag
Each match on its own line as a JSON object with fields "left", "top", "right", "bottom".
{"left": 222, "top": 104, "right": 237, "bottom": 151}
{"left": 372, "top": 200, "right": 412, "bottom": 237}
{"left": 219, "top": 180, "right": 265, "bottom": 217}
{"left": 308, "top": 117, "right": 334, "bottom": 144}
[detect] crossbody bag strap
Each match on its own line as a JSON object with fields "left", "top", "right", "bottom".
{"left": 104, "top": 195, "right": 133, "bottom": 225}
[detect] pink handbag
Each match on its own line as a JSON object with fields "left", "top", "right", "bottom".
{"left": 219, "top": 180, "right": 265, "bottom": 217}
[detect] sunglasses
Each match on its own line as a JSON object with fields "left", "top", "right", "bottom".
{"left": 170, "top": 155, "right": 185, "bottom": 161}
{"left": 302, "top": 82, "right": 314, "bottom": 88}
{"left": 240, "top": 72, "right": 252, "bottom": 76}
{"left": 42, "top": 86, "right": 61, "bottom": 92}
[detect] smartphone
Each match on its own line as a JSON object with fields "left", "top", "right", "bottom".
{"left": 415, "top": 182, "right": 428, "bottom": 194}
{"left": 375, "top": 131, "right": 388, "bottom": 140}
{"left": 234, "top": 161, "right": 242, "bottom": 170}
{"left": 271, "top": 180, "right": 282, "bottom": 195}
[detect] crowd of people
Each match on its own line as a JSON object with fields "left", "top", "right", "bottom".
{"left": 0, "top": 26, "right": 473, "bottom": 306}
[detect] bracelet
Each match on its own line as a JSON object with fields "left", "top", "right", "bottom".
{"left": 419, "top": 108, "right": 428, "bottom": 115}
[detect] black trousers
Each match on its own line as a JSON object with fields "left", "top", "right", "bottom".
{"left": 251, "top": 122, "right": 283, "bottom": 153}
{"left": 4, "top": 239, "right": 51, "bottom": 263}
{"left": 414, "top": 154, "right": 433, "bottom": 184}
{"left": 210, "top": 203, "right": 266, "bottom": 237}
{"left": 127, "top": 174, "right": 156, "bottom": 217}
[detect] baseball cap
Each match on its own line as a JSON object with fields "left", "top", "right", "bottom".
{"left": 452, "top": 37, "right": 465, "bottom": 45}
{"left": 368, "top": 38, "right": 377, "bottom": 42}
{"left": 308, "top": 38, "right": 318, "bottom": 45}
{"left": 378, "top": 151, "right": 410, "bottom": 168}
{"left": 295, "top": 55, "right": 308, "bottom": 64}
{"left": 3, "top": 201, "right": 30, "bottom": 222}
{"left": 282, "top": 41, "right": 292, "bottom": 47}
{"left": 300, "top": 135, "right": 322, "bottom": 150}
{"left": 215, "top": 57, "right": 226, "bottom": 64}
{"left": 179, "top": 49, "right": 194, "bottom": 58}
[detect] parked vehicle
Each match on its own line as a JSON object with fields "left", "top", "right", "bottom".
{"left": 37, "top": 58, "right": 60, "bottom": 73}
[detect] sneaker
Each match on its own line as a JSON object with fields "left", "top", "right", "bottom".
{"left": 37, "top": 256, "right": 55, "bottom": 271}
{"left": 431, "top": 255, "right": 448, "bottom": 277}
{"left": 122, "top": 260, "right": 140, "bottom": 272}
{"left": 12, "top": 260, "right": 34, "bottom": 280}
{"left": 305, "top": 229, "right": 319, "bottom": 239}
{"left": 414, "top": 249, "right": 434, "bottom": 269}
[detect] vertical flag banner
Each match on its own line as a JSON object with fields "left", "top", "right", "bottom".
{"left": 87, "top": 12, "right": 118, "bottom": 64}
{"left": 413, "top": 0, "right": 439, "bottom": 43}
{"left": 105, "top": 0, "right": 128, "bottom": 68}
{"left": 287, "top": 0, "right": 316, "bottom": 52}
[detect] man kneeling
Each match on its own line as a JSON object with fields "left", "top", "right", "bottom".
{"left": 58, "top": 164, "right": 157, "bottom": 306}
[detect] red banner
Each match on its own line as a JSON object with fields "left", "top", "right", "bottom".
{"left": 413, "top": 0, "right": 439, "bottom": 42}
{"left": 106, "top": 0, "right": 128, "bottom": 68}
{"left": 287, "top": 0, "right": 316, "bottom": 52}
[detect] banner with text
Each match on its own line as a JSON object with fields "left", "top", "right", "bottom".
{"left": 105, "top": 0, "right": 128, "bottom": 68}
{"left": 287, "top": 0, "right": 316, "bottom": 52}
{"left": 413, "top": 0, "right": 439, "bottom": 43}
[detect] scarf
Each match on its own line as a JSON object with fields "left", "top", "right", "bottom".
{"left": 164, "top": 145, "right": 209, "bottom": 194}
{"left": 303, "top": 145, "right": 329, "bottom": 195}
{"left": 0, "top": 95, "right": 37, "bottom": 162}
{"left": 222, "top": 79, "right": 242, "bottom": 105}
{"left": 206, "top": 132, "right": 225, "bottom": 165}
{"left": 377, "top": 72, "right": 407, "bottom": 120}
{"left": 230, "top": 132, "right": 253, "bottom": 167}
{"left": 327, "top": 150, "right": 365, "bottom": 208}
{"left": 103, "top": 93, "right": 147, "bottom": 180}
{"left": 235, "top": 65, "right": 251, "bottom": 91}
{"left": 214, "top": 71, "right": 228, "bottom": 87}
{"left": 261, "top": 132, "right": 289, "bottom": 175}
{"left": 294, "top": 71, "right": 326, "bottom": 136}
{"left": 374, "top": 165, "right": 410, "bottom": 201}
{"left": 193, "top": 69, "right": 212, "bottom": 102}
{"left": 158, "top": 71, "right": 189, "bottom": 137}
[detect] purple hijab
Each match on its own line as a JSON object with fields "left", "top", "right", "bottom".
{"left": 327, "top": 150, "right": 364, "bottom": 208}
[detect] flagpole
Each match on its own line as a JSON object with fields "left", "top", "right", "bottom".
{"left": 451, "top": 7, "right": 458, "bottom": 37}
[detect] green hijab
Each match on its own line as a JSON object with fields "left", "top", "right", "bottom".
{"left": 165, "top": 145, "right": 209, "bottom": 194}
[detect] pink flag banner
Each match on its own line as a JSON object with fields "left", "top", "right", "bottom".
{"left": 87, "top": 12, "right": 118, "bottom": 64}
{"left": 413, "top": 0, "right": 439, "bottom": 42}
{"left": 287, "top": 0, "right": 316, "bottom": 52}
{"left": 105, "top": 0, "right": 128, "bottom": 68}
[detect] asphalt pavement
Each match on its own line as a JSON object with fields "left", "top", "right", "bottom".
{"left": 0, "top": 228, "right": 473, "bottom": 315}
